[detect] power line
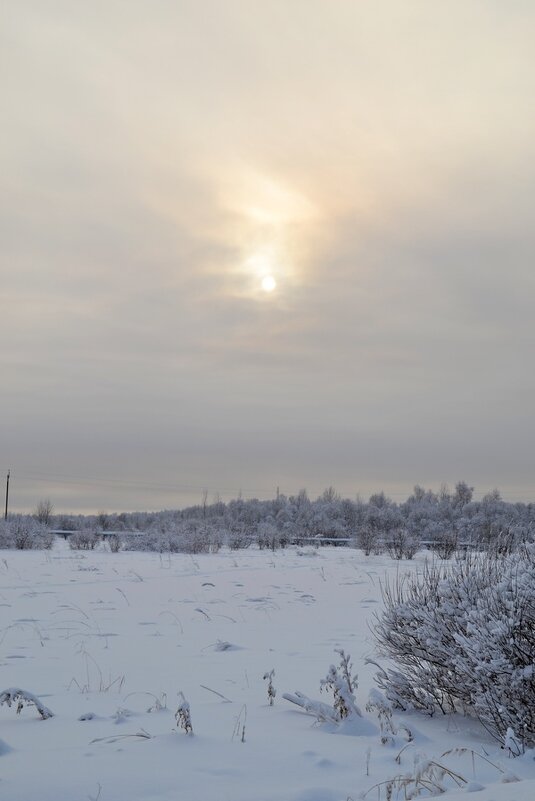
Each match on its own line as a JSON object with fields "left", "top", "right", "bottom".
{"left": 3, "top": 468, "right": 534, "bottom": 504}
{"left": 6, "top": 469, "right": 277, "bottom": 499}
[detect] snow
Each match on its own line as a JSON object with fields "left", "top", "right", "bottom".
{"left": 1, "top": 541, "right": 534, "bottom": 801}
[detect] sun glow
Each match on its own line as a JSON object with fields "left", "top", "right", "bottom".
{"left": 219, "top": 167, "right": 321, "bottom": 299}
{"left": 244, "top": 248, "right": 282, "bottom": 297}
{"left": 261, "top": 275, "right": 276, "bottom": 293}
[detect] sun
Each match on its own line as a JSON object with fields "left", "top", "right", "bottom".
{"left": 261, "top": 274, "right": 276, "bottom": 293}
{"left": 243, "top": 250, "right": 280, "bottom": 296}
{"left": 219, "top": 167, "right": 322, "bottom": 300}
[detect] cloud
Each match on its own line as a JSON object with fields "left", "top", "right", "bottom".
{"left": 2, "top": 1, "right": 535, "bottom": 510}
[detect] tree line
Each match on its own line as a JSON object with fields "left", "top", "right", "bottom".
{"left": 3, "top": 480, "right": 532, "bottom": 555}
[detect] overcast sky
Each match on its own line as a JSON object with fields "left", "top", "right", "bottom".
{"left": 2, "top": 1, "right": 535, "bottom": 513}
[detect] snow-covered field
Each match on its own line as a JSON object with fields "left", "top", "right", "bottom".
{"left": 1, "top": 542, "right": 533, "bottom": 801}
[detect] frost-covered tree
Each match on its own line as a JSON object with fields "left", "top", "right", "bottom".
{"left": 452, "top": 481, "right": 474, "bottom": 509}
{"left": 3, "top": 481, "right": 533, "bottom": 557}
{"left": 34, "top": 498, "right": 54, "bottom": 526}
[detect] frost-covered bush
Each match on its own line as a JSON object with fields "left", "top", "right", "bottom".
{"left": 430, "top": 529, "right": 458, "bottom": 559}
{"left": 0, "top": 517, "right": 54, "bottom": 550}
{"left": 356, "top": 526, "right": 383, "bottom": 556}
{"left": 69, "top": 529, "right": 100, "bottom": 550}
{"left": 122, "top": 520, "right": 221, "bottom": 554}
{"left": 320, "top": 648, "right": 362, "bottom": 720}
{"left": 106, "top": 533, "right": 122, "bottom": 553}
{"left": 372, "top": 546, "right": 535, "bottom": 748}
{"left": 385, "top": 529, "right": 419, "bottom": 560}
{"left": 257, "top": 521, "right": 283, "bottom": 551}
{"left": 37, "top": 527, "right": 55, "bottom": 549}
{"left": 283, "top": 648, "right": 378, "bottom": 733}
{"left": 0, "top": 524, "right": 11, "bottom": 549}
{"left": 177, "top": 520, "right": 217, "bottom": 553}
{"left": 226, "top": 522, "right": 252, "bottom": 550}
{"left": 122, "top": 531, "right": 162, "bottom": 552}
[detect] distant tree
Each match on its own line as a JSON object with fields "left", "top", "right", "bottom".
{"left": 369, "top": 491, "right": 391, "bottom": 509}
{"left": 321, "top": 486, "right": 340, "bottom": 504}
{"left": 340, "top": 498, "right": 358, "bottom": 532}
{"left": 16, "top": 480, "right": 531, "bottom": 559}
{"left": 97, "top": 511, "right": 110, "bottom": 530}
{"left": 410, "top": 485, "right": 427, "bottom": 504}
{"left": 452, "top": 481, "right": 473, "bottom": 509}
{"left": 34, "top": 499, "right": 54, "bottom": 526}
{"left": 293, "top": 488, "right": 309, "bottom": 509}
{"left": 438, "top": 483, "right": 450, "bottom": 502}
{"left": 482, "top": 488, "right": 501, "bottom": 504}
{"left": 201, "top": 489, "right": 208, "bottom": 519}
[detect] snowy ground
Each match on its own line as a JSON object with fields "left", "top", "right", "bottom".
{"left": 0, "top": 542, "right": 534, "bottom": 801}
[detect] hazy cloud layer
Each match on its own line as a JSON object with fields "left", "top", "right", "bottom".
{"left": 2, "top": 1, "right": 535, "bottom": 511}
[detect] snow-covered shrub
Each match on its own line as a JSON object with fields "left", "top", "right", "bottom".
{"left": 178, "top": 520, "right": 215, "bottom": 554}
{"left": 0, "top": 517, "right": 54, "bottom": 550}
{"left": 13, "top": 521, "right": 35, "bottom": 550}
{"left": 356, "top": 525, "right": 383, "bottom": 556}
{"left": 257, "top": 521, "right": 284, "bottom": 551}
{"left": 283, "top": 648, "right": 380, "bottom": 734}
{"left": 430, "top": 529, "right": 458, "bottom": 559}
{"left": 0, "top": 523, "right": 12, "bottom": 549}
{"left": 121, "top": 520, "right": 221, "bottom": 554}
{"left": 385, "top": 528, "right": 419, "bottom": 560}
{"left": 69, "top": 529, "right": 100, "bottom": 550}
{"left": 372, "top": 546, "right": 535, "bottom": 748}
{"left": 37, "top": 527, "right": 55, "bottom": 549}
{"left": 106, "top": 533, "right": 122, "bottom": 553}
{"left": 320, "top": 649, "right": 362, "bottom": 720}
{"left": 122, "top": 531, "right": 161, "bottom": 552}
{"left": 227, "top": 523, "right": 252, "bottom": 550}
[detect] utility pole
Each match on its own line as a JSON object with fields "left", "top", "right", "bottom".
{"left": 4, "top": 470, "right": 9, "bottom": 520}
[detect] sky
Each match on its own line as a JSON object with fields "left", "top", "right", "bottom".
{"left": 2, "top": 1, "right": 535, "bottom": 513}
